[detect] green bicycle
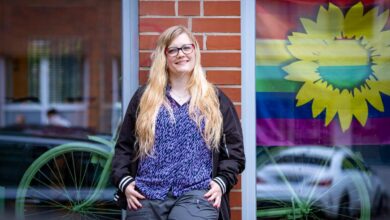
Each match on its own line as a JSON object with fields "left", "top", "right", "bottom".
{"left": 15, "top": 134, "right": 121, "bottom": 220}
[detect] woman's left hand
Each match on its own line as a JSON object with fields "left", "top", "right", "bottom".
{"left": 204, "top": 180, "right": 223, "bottom": 208}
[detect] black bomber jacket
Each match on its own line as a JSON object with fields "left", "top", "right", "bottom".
{"left": 111, "top": 86, "right": 245, "bottom": 220}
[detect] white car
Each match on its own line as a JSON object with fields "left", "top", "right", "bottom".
{"left": 256, "top": 146, "right": 387, "bottom": 219}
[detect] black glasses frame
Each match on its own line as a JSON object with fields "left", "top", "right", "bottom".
{"left": 165, "top": 44, "right": 195, "bottom": 57}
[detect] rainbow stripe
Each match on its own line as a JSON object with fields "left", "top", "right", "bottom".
{"left": 257, "top": 118, "right": 390, "bottom": 146}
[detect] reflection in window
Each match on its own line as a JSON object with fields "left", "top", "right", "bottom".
{"left": 255, "top": 1, "right": 390, "bottom": 218}
{"left": 29, "top": 39, "right": 85, "bottom": 104}
{"left": 274, "top": 155, "right": 330, "bottom": 167}
{"left": 22, "top": 39, "right": 85, "bottom": 104}
{"left": 5, "top": 57, "right": 40, "bottom": 103}
{"left": 0, "top": 0, "right": 122, "bottom": 133}
{"left": 0, "top": 0, "right": 122, "bottom": 219}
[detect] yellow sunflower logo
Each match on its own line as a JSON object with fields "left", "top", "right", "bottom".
{"left": 283, "top": 2, "right": 390, "bottom": 131}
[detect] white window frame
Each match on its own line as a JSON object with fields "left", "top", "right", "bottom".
{"left": 121, "top": 0, "right": 139, "bottom": 116}
{"left": 121, "top": 0, "right": 138, "bottom": 219}
{"left": 241, "top": 0, "right": 257, "bottom": 220}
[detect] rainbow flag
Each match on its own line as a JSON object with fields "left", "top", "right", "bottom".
{"left": 256, "top": 0, "right": 390, "bottom": 146}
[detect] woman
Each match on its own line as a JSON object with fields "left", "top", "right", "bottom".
{"left": 111, "top": 25, "right": 245, "bottom": 220}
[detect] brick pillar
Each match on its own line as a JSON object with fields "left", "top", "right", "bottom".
{"left": 138, "top": 0, "right": 242, "bottom": 219}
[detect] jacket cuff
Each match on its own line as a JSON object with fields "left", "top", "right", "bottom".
{"left": 119, "top": 175, "right": 134, "bottom": 192}
{"left": 213, "top": 176, "right": 227, "bottom": 194}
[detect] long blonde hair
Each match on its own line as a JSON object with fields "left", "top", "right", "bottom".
{"left": 136, "top": 25, "right": 222, "bottom": 158}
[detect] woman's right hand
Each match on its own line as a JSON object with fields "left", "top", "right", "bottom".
{"left": 125, "top": 181, "right": 145, "bottom": 210}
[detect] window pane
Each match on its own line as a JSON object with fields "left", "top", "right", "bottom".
{"left": 255, "top": 1, "right": 390, "bottom": 219}
{"left": 0, "top": 1, "right": 123, "bottom": 219}
{"left": 0, "top": 0, "right": 122, "bottom": 133}
{"left": 28, "top": 39, "right": 85, "bottom": 104}
{"left": 5, "top": 57, "right": 40, "bottom": 104}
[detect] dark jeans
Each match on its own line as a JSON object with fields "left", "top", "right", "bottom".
{"left": 126, "top": 190, "right": 219, "bottom": 220}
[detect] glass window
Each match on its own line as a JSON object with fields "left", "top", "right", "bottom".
{"left": 0, "top": 1, "right": 123, "bottom": 219}
{"left": 255, "top": 1, "right": 390, "bottom": 219}
{"left": 5, "top": 57, "right": 40, "bottom": 104}
{"left": 274, "top": 154, "right": 330, "bottom": 167}
{"left": 0, "top": 141, "right": 29, "bottom": 186}
{"left": 35, "top": 39, "right": 85, "bottom": 104}
{"left": 0, "top": 0, "right": 122, "bottom": 134}
{"left": 342, "top": 157, "right": 358, "bottom": 170}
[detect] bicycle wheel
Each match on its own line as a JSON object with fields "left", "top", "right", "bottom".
{"left": 256, "top": 146, "right": 372, "bottom": 220}
{"left": 15, "top": 143, "right": 121, "bottom": 220}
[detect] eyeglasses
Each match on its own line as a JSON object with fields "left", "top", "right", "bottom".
{"left": 165, "top": 44, "right": 194, "bottom": 57}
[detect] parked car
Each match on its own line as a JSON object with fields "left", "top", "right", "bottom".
{"left": 256, "top": 146, "right": 388, "bottom": 219}
{"left": 0, "top": 124, "right": 118, "bottom": 219}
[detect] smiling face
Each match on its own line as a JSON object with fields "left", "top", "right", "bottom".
{"left": 165, "top": 33, "right": 196, "bottom": 76}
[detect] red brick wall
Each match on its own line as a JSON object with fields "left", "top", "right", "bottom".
{"left": 139, "top": 0, "right": 242, "bottom": 219}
